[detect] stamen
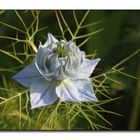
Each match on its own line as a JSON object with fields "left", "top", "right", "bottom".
{"left": 57, "top": 43, "right": 65, "bottom": 57}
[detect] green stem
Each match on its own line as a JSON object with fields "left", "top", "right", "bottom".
{"left": 128, "top": 66, "right": 140, "bottom": 130}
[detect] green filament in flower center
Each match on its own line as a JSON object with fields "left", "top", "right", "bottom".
{"left": 57, "top": 43, "right": 65, "bottom": 57}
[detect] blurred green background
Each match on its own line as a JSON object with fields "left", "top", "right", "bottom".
{"left": 0, "top": 10, "right": 140, "bottom": 130}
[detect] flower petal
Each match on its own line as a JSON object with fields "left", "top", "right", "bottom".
{"left": 35, "top": 48, "right": 53, "bottom": 81}
{"left": 35, "top": 34, "right": 59, "bottom": 80}
{"left": 42, "top": 33, "right": 59, "bottom": 48}
{"left": 79, "top": 58, "right": 101, "bottom": 78}
{"left": 56, "top": 78, "right": 97, "bottom": 102}
{"left": 72, "top": 78, "right": 97, "bottom": 101}
{"left": 35, "top": 47, "right": 50, "bottom": 76}
{"left": 13, "top": 64, "right": 41, "bottom": 87}
{"left": 30, "top": 78, "right": 58, "bottom": 109}
{"left": 56, "top": 79, "right": 80, "bottom": 101}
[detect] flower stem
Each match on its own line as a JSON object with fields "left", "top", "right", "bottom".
{"left": 128, "top": 66, "right": 140, "bottom": 130}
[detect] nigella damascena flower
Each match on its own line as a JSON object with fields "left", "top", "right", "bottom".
{"left": 13, "top": 33, "right": 101, "bottom": 109}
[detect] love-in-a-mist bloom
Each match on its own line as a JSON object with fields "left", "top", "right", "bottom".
{"left": 13, "top": 33, "right": 101, "bottom": 109}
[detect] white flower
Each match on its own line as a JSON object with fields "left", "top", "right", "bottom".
{"left": 13, "top": 33, "right": 101, "bottom": 109}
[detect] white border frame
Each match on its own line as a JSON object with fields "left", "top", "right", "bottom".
{"left": 0, "top": 1, "right": 140, "bottom": 139}
{"left": 0, "top": 0, "right": 140, "bottom": 9}
{"left": 0, "top": 132, "right": 140, "bottom": 140}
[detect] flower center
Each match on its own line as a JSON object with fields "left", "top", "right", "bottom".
{"left": 57, "top": 43, "right": 65, "bottom": 58}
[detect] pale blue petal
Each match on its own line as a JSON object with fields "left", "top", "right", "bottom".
{"left": 13, "top": 64, "right": 41, "bottom": 87}
{"left": 55, "top": 64, "right": 67, "bottom": 80}
{"left": 43, "top": 33, "right": 59, "bottom": 48}
{"left": 35, "top": 47, "right": 49, "bottom": 75}
{"left": 78, "top": 58, "right": 101, "bottom": 78}
{"left": 56, "top": 79, "right": 81, "bottom": 101}
{"left": 35, "top": 34, "right": 59, "bottom": 80}
{"left": 56, "top": 79, "right": 97, "bottom": 102}
{"left": 30, "top": 78, "right": 58, "bottom": 109}
{"left": 49, "top": 54, "right": 60, "bottom": 72}
{"left": 65, "top": 41, "right": 75, "bottom": 53}
{"left": 72, "top": 78, "right": 97, "bottom": 101}
{"left": 35, "top": 49, "right": 54, "bottom": 81}
{"left": 35, "top": 33, "right": 58, "bottom": 76}
{"left": 65, "top": 40, "right": 85, "bottom": 59}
